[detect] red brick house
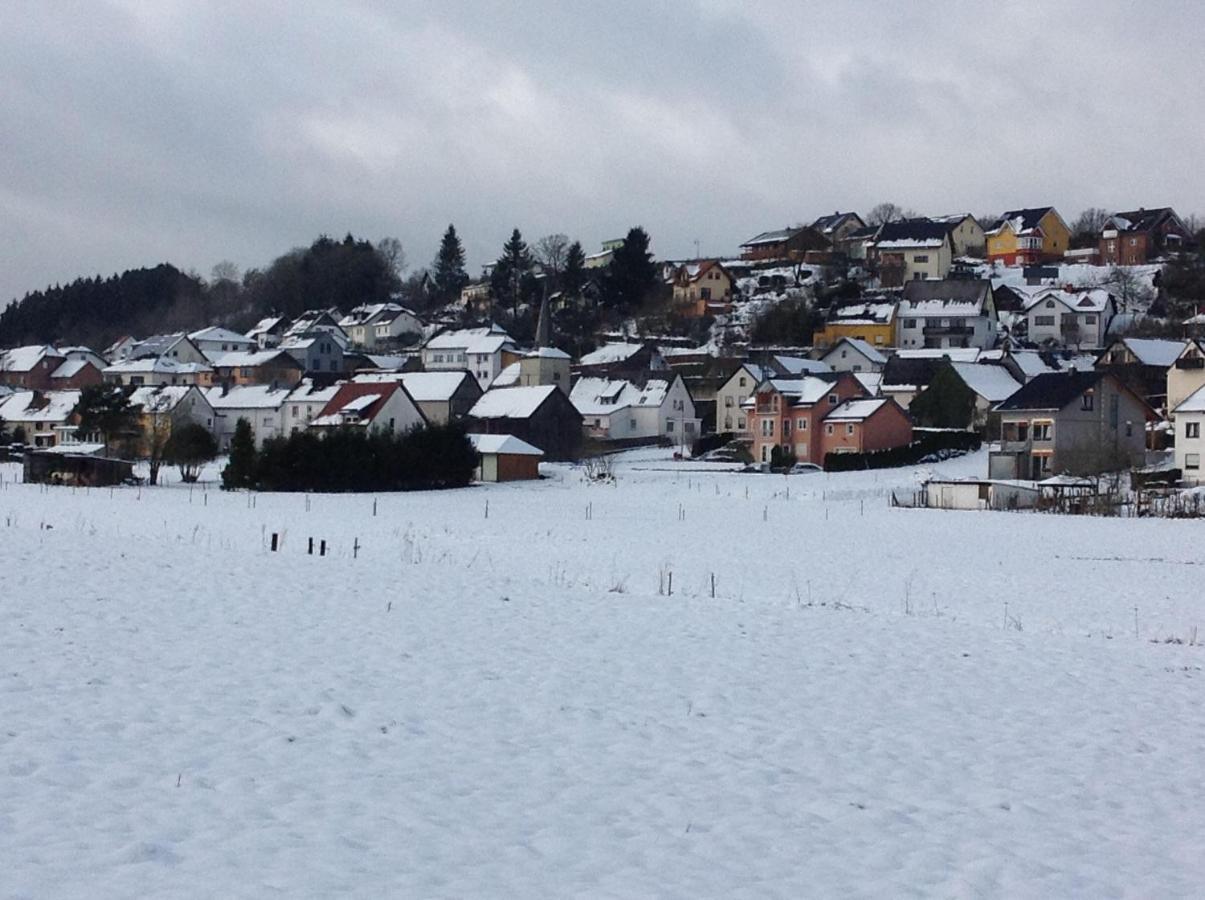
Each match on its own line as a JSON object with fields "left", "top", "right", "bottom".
{"left": 819, "top": 398, "right": 913, "bottom": 458}
{"left": 745, "top": 372, "right": 868, "bottom": 465}
{"left": 1100, "top": 208, "right": 1193, "bottom": 265}
{"left": 0, "top": 346, "right": 67, "bottom": 390}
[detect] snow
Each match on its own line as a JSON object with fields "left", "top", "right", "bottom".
{"left": 3, "top": 450, "right": 1205, "bottom": 895}
{"left": 525, "top": 346, "right": 571, "bottom": 360}
{"left": 104, "top": 358, "right": 211, "bottom": 376}
{"left": 468, "top": 385, "right": 556, "bottom": 419}
{"left": 467, "top": 433, "right": 544, "bottom": 456}
{"left": 1023, "top": 287, "right": 1112, "bottom": 314}
{"left": 1116, "top": 338, "right": 1185, "bottom": 368}
{"left": 578, "top": 342, "right": 645, "bottom": 365}
{"left": 50, "top": 359, "right": 89, "bottom": 379}
{"left": 204, "top": 385, "right": 292, "bottom": 410}
{"left": 772, "top": 355, "right": 831, "bottom": 375}
{"left": 896, "top": 348, "right": 982, "bottom": 362}
{"left": 0, "top": 389, "right": 81, "bottom": 423}
{"left": 824, "top": 337, "right": 887, "bottom": 365}
{"left": 570, "top": 377, "right": 672, "bottom": 416}
{"left": 1173, "top": 384, "right": 1205, "bottom": 413}
{"left": 950, "top": 362, "right": 1020, "bottom": 403}
{"left": 0, "top": 345, "right": 60, "bottom": 372}
{"left": 189, "top": 326, "right": 254, "bottom": 345}
{"left": 824, "top": 397, "right": 887, "bottom": 420}
{"left": 425, "top": 326, "right": 512, "bottom": 353}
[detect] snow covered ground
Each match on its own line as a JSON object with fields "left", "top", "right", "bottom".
{"left": 3, "top": 450, "right": 1205, "bottom": 897}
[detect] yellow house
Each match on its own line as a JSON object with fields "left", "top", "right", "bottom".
{"left": 985, "top": 207, "right": 1070, "bottom": 265}
{"left": 812, "top": 300, "right": 898, "bottom": 348}
{"left": 671, "top": 260, "right": 734, "bottom": 317}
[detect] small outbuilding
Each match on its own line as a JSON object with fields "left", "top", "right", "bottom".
{"left": 468, "top": 433, "right": 544, "bottom": 482}
{"left": 24, "top": 447, "right": 134, "bottom": 487}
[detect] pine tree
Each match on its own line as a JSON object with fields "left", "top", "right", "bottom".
{"left": 74, "top": 384, "right": 139, "bottom": 455}
{"left": 221, "top": 418, "right": 258, "bottom": 490}
{"left": 909, "top": 365, "right": 976, "bottom": 429}
{"left": 489, "top": 228, "right": 537, "bottom": 314}
{"left": 603, "top": 227, "right": 658, "bottom": 311}
{"left": 562, "top": 241, "right": 586, "bottom": 301}
{"left": 432, "top": 225, "right": 469, "bottom": 305}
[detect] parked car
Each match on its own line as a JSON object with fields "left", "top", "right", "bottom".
{"left": 788, "top": 462, "right": 823, "bottom": 474}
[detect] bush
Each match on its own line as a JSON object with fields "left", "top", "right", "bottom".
{"left": 221, "top": 418, "right": 257, "bottom": 490}
{"left": 165, "top": 423, "right": 219, "bottom": 483}
{"left": 252, "top": 423, "right": 477, "bottom": 492}
{"left": 824, "top": 430, "right": 981, "bottom": 471}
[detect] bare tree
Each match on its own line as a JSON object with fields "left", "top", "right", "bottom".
{"left": 142, "top": 397, "right": 174, "bottom": 487}
{"left": 1071, "top": 208, "right": 1110, "bottom": 249}
{"left": 376, "top": 237, "right": 407, "bottom": 277}
{"left": 535, "top": 233, "right": 570, "bottom": 276}
{"left": 867, "top": 202, "right": 906, "bottom": 225}
{"left": 210, "top": 260, "right": 240, "bottom": 284}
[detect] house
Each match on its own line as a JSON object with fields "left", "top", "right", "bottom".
{"left": 896, "top": 280, "right": 999, "bottom": 350}
{"left": 1096, "top": 337, "right": 1186, "bottom": 410}
{"left": 103, "top": 357, "right": 215, "bottom": 388}
{"left": 671, "top": 261, "right": 734, "bottom": 317}
{"left": 870, "top": 220, "right": 954, "bottom": 286}
{"left": 745, "top": 373, "right": 867, "bottom": 465}
{"left": 283, "top": 380, "right": 343, "bottom": 435}
{"left": 126, "top": 385, "right": 217, "bottom": 457}
{"left": 189, "top": 326, "right": 257, "bottom": 359}
{"left": 989, "top": 371, "right": 1153, "bottom": 480}
{"left": 910, "top": 361, "right": 1020, "bottom": 433}
{"left": 767, "top": 356, "right": 833, "bottom": 376}
{"left": 574, "top": 342, "right": 669, "bottom": 379}
{"left": 1167, "top": 339, "right": 1205, "bottom": 414}
{"left": 819, "top": 338, "right": 888, "bottom": 373}
{"left": 339, "top": 303, "right": 422, "bottom": 349}
{"left": 467, "top": 385, "right": 583, "bottom": 461}
{"left": 810, "top": 212, "right": 867, "bottom": 255}
{"left": 819, "top": 397, "right": 913, "bottom": 460}
{"left": 203, "top": 384, "right": 293, "bottom": 450}
{"left": 921, "top": 478, "right": 1040, "bottom": 511}
{"left": 422, "top": 326, "right": 518, "bottom": 389}
{"left": 1100, "top": 208, "right": 1192, "bottom": 265}
{"left": 1171, "top": 385, "right": 1205, "bottom": 485}
{"left": 514, "top": 347, "right": 571, "bottom": 394}
{"left": 0, "top": 346, "right": 68, "bottom": 390}
{"left": 0, "top": 390, "right": 81, "bottom": 447}
{"left": 48, "top": 358, "right": 104, "bottom": 390}
{"left": 930, "top": 214, "right": 986, "bottom": 258}
{"left": 714, "top": 362, "right": 774, "bottom": 436}
{"left": 739, "top": 226, "right": 830, "bottom": 262}
{"left": 880, "top": 354, "right": 951, "bottom": 410}
{"left": 309, "top": 382, "right": 425, "bottom": 435}
{"left": 812, "top": 299, "right": 898, "bottom": 349}
{"left": 1023, "top": 288, "right": 1115, "bottom": 349}
{"left": 352, "top": 371, "right": 483, "bottom": 425}
{"left": 997, "top": 347, "right": 1096, "bottom": 384}
{"left": 583, "top": 238, "right": 626, "bottom": 269}
{"left": 985, "top": 208, "right": 1070, "bottom": 264}
{"left": 120, "top": 333, "right": 209, "bottom": 366}
{"left": 570, "top": 372, "right": 698, "bottom": 445}
{"left": 284, "top": 310, "right": 347, "bottom": 343}
{"left": 208, "top": 349, "right": 305, "bottom": 389}
{"left": 246, "top": 316, "right": 291, "bottom": 350}
{"left": 843, "top": 224, "right": 882, "bottom": 262}
{"left": 280, "top": 333, "right": 345, "bottom": 377}
{"left": 468, "top": 433, "right": 544, "bottom": 482}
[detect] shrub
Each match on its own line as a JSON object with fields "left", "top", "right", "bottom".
{"left": 824, "top": 430, "right": 981, "bottom": 471}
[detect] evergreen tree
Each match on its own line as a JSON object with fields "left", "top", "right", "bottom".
{"left": 432, "top": 225, "right": 469, "bottom": 305}
{"left": 562, "top": 241, "right": 586, "bottom": 301}
{"left": 74, "top": 384, "right": 139, "bottom": 455}
{"left": 909, "top": 365, "right": 976, "bottom": 429}
{"left": 602, "top": 227, "right": 658, "bottom": 311}
{"left": 164, "top": 423, "right": 219, "bottom": 483}
{"left": 221, "top": 418, "right": 258, "bottom": 490}
{"left": 0, "top": 415, "right": 8, "bottom": 445}
{"left": 489, "top": 228, "right": 538, "bottom": 314}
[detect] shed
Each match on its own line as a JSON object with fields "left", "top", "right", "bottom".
{"left": 922, "top": 478, "right": 1039, "bottom": 511}
{"left": 24, "top": 448, "right": 134, "bottom": 487}
{"left": 468, "top": 433, "right": 543, "bottom": 482}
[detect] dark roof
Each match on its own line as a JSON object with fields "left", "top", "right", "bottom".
{"left": 1109, "top": 208, "right": 1179, "bottom": 233}
{"left": 874, "top": 219, "right": 951, "bottom": 244}
{"left": 900, "top": 279, "right": 992, "bottom": 304}
{"left": 741, "top": 227, "right": 807, "bottom": 247}
{"left": 811, "top": 211, "right": 864, "bottom": 234}
{"left": 881, "top": 356, "right": 946, "bottom": 390}
{"left": 848, "top": 224, "right": 881, "bottom": 241}
{"left": 996, "top": 207, "right": 1055, "bottom": 230}
{"left": 994, "top": 371, "right": 1102, "bottom": 411}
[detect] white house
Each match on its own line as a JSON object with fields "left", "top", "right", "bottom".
{"left": 189, "top": 326, "right": 257, "bottom": 359}
{"left": 103, "top": 357, "right": 214, "bottom": 387}
{"left": 1023, "top": 288, "right": 1115, "bottom": 349}
{"left": 246, "top": 316, "right": 290, "bottom": 349}
{"left": 715, "top": 362, "right": 773, "bottom": 436}
{"left": 339, "top": 303, "right": 422, "bottom": 349}
{"left": 1167, "top": 339, "right": 1205, "bottom": 415}
{"left": 203, "top": 384, "right": 292, "bottom": 449}
{"left": 422, "top": 326, "right": 517, "bottom": 389}
{"left": 570, "top": 372, "right": 698, "bottom": 443}
{"left": 1172, "top": 385, "right": 1205, "bottom": 485}
{"left": 309, "top": 383, "right": 426, "bottom": 434}
{"left": 0, "top": 390, "right": 81, "bottom": 447}
{"left": 283, "top": 380, "right": 343, "bottom": 435}
{"left": 128, "top": 384, "right": 216, "bottom": 433}
{"left": 819, "top": 338, "right": 888, "bottom": 373}
{"left": 896, "top": 280, "right": 998, "bottom": 350}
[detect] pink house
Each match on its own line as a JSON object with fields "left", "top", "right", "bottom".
{"left": 746, "top": 372, "right": 868, "bottom": 465}
{"left": 819, "top": 398, "right": 913, "bottom": 457}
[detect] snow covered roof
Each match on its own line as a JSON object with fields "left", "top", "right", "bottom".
{"left": 128, "top": 385, "right": 200, "bottom": 413}
{"left": 425, "top": 326, "right": 512, "bottom": 353}
{"left": 757, "top": 376, "right": 842, "bottom": 405}
{"left": 468, "top": 433, "right": 544, "bottom": 456}
{"left": 469, "top": 385, "right": 559, "bottom": 419}
{"left": 208, "top": 349, "right": 299, "bottom": 369}
{"left": 204, "top": 385, "right": 292, "bottom": 410}
{"left": 822, "top": 338, "right": 888, "bottom": 365}
{"left": 286, "top": 380, "right": 342, "bottom": 405}
{"left": 773, "top": 356, "right": 832, "bottom": 376}
{"left": 1024, "top": 288, "right": 1113, "bottom": 314}
{"left": 873, "top": 220, "right": 950, "bottom": 249}
{"left": 491, "top": 362, "right": 521, "bottom": 388}
{"left": 570, "top": 376, "right": 674, "bottom": 416}
{"left": 853, "top": 372, "right": 883, "bottom": 396}
{"left": 103, "top": 357, "right": 212, "bottom": 375}
{"left": 896, "top": 348, "right": 981, "bottom": 363}
{"left": 247, "top": 316, "right": 288, "bottom": 336}
{"left": 1111, "top": 338, "right": 1185, "bottom": 368}
{"left": 525, "top": 346, "right": 571, "bottom": 360}
{"left": 0, "top": 390, "right": 81, "bottom": 423}
{"left": 987, "top": 207, "right": 1056, "bottom": 234}
{"left": 50, "top": 359, "right": 91, "bottom": 379}
{"left": 825, "top": 398, "right": 889, "bottom": 421}
{"left": 1173, "top": 384, "right": 1205, "bottom": 414}
{"left": 741, "top": 227, "right": 806, "bottom": 247}
{"left": 395, "top": 372, "right": 472, "bottom": 402}
{"left": 0, "top": 345, "right": 63, "bottom": 372}
{"left": 949, "top": 363, "right": 1020, "bottom": 403}
{"left": 189, "top": 326, "right": 254, "bottom": 345}
{"left": 826, "top": 301, "right": 897, "bottom": 325}
{"left": 578, "top": 342, "right": 646, "bottom": 366}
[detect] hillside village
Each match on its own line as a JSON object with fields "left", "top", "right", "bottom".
{"left": 2, "top": 205, "right": 1204, "bottom": 504}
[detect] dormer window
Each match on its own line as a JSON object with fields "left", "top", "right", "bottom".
{"left": 828, "top": 394, "right": 838, "bottom": 405}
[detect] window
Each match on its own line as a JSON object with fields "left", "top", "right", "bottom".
{"left": 1032, "top": 422, "right": 1052, "bottom": 441}
{"left": 828, "top": 394, "right": 838, "bottom": 405}
{"left": 1017, "top": 422, "right": 1029, "bottom": 442}
{"left": 825, "top": 424, "right": 834, "bottom": 435}
{"left": 629, "top": 418, "right": 636, "bottom": 429}
{"left": 1188, "top": 422, "right": 1201, "bottom": 439}
{"left": 739, "top": 377, "right": 746, "bottom": 387}
{"left": 737, "top": 417, "right": 745, "bottom": 430}
{"left": 1085, "top": 315, "right": 1096, "bottom": 325}
{"left": 1187, "top": 453, "right": 1201, "bottom": 469}
{"left": 846, "top": 424, "right": 854, "bottom": 435}
{"left": 914, "top": 255, "right": 929, "bottom": 263}
{"left": 771, "top": 395, "right": 780, "bottom": 410}
{"left": 292, "top": 405, "right": 299, "bottom": 417}
{"left": 1034, "top": 316, "right": 1055, "bottom": 327}
{"left": 904, "top": 319, "right": 917, "bottom": 329}
{"left": 1125, "top": 422, "right": 1133, "bottom": 438}
{"left": 667, "top": 420, "right": 675, "bottom": 432}
{"left": 762, "top": 419, "right": 774, "bottom": 436}
{"left": 1046, "top": 300, "right": 1056, "bottom": 308}
{"left": 761, "top": 446, "right": 769, "bottom": 462}
{"left": 724, "top": 416, "right": 732, "bottom": 430}
{"left": 1081, "top": 393, "right": 1093, "bottom": 411}
{"left": 797, "top": 418, "right": 806, "bottom": 430}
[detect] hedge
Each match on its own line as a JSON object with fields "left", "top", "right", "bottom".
{"left": 823, "top": 430, "right": 981, "bottom": 472}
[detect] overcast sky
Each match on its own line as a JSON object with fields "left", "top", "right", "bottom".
{"left": 2, "top": 0, "right": 1203, "bottom": 305}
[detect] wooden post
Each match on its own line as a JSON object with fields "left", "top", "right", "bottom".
{"left": 320, "top": 540, "right": 327, "bottom": 557}
{"left": 354, "top": 538, "right": 360, "bottom": 559}
{"left": 270, "top": 533, "right": 279, "bottom": 552}
{"left": 710, "top": 573, "right": 715, "bottom": 598}
{"left": 372, "top": 499, "right": 378, "bottom": 517}
{"left": 308, "top": 537, "right": 314, "bottom": 555}
{"left": 667, "top": 571, "right": 673, "bottom": 596}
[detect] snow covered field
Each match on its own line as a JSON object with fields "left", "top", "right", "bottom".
{"left": 3, "top": 450, "right": 1204, "bottom": 897}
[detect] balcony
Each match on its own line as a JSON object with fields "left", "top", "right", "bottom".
{"left": 922, "top": 324, "right": 974, "bottom": 337}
